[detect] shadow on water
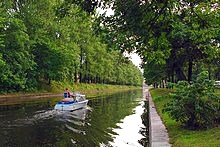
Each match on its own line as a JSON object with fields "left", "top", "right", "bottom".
{"left": 0, "top": 89, "right": 149, "bottom": 146}
{"left": 139, "top": 100, "right": 149, "bottom": 147}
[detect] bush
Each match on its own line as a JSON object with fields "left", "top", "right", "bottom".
{"left": 163, "top": 71, "right": 220, "bottom": 129}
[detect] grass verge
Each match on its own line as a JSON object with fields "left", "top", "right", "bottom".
{"left": 0, "top": 81, "right": 141, "bottom": 100}
{"left": 49, "top": 81, "right": 141, "bottom": 97}
{"left": 149, "top": 88, "right": 220, "bottom": 147}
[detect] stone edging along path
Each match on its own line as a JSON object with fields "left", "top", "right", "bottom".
{"left": 143, "top": 88, "right": 171, "bottom": 147}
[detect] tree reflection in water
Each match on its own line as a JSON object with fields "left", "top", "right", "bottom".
{"left": 139, "top": 100, "right": 149, "bottom": 147}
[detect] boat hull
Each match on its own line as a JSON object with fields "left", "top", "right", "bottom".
{"left": 54, "top": 100, "right": 88, "bottom": 111}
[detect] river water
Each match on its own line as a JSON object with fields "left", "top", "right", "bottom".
{"left": 0, "top": 90, "right": 149, "bottom": 147}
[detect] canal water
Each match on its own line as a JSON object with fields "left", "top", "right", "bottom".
{"left": 0, "top": 90, "right": 149, "bottom": 147}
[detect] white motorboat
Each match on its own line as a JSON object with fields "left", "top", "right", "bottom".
{"left": 54, "top": 92, "right": 88, "bottom": 111}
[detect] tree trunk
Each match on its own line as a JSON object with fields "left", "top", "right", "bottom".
{"left": 208, "top": 65, "right": 211, "bottom": 80}
{"left": 79, "top": 47, "right": 83, "bottom": 83}
{"left": 188, "top": 59, "right": 193, "bottom": 82}
{"left": 79, "top": 72, "right": 82, "bottom": 83}
{"left": 171, "top": 66, "right": 175, "bottom": 83}
{"left": 74, "top": 63, "right": 78, "bottom": 83}
{"left": 74, "top": 73, "right": 78, "bottom": 83}
{"left": 48, "top": 79, "right": 51, "bottom": 85}
{"left": 175, "top": 66, "right": 187, "bottom": 81}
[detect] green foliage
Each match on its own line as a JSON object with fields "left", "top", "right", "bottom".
{"left": 98, "top": 0, "right": 220, "bottom": 84}
{"left": 0, "top": 2, "right": 35, "bottom": 92}
{"left": 0, "top": 3, "right": 6, "bottom": 68}
{"left": 143, "top": 61, "right": 166, "bottom": 85}
{"left": 0, "top": 4, "right": 5, "bottom": 48}
{"left": 163, "top": 71, "right": 220, "bottom": 129}
{"left": 0, "top": 0, "right": 143, "bottom": 93}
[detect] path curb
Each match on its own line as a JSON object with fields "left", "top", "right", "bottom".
{"left": 144, "top": 88, "right": 171, "bottom": 147}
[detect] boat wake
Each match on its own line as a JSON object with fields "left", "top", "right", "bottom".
{"left": 0, "top": 106, "right": 91, "bottom": 130}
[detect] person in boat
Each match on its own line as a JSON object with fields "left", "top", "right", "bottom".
{"left": 63, "top": 88, "right": 75, "bottom": 102}
{"left": 64, "top": 88, "right": 71, "bottom": 98}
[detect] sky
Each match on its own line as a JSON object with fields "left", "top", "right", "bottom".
{"left": 126, "top": 52, "right": 143, "bottom": 72}
{"left": 130, "top": 53, "right": 142, "bottom": 67}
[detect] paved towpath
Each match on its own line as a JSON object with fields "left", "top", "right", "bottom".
{"left": 143, "top": 87, "right": 171, "bottom": 147}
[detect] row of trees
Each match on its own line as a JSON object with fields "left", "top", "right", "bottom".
{"left": 0, "top": 0, "right": 143, "bottom": 92}
{"left": 1, "top": 0, "right": 219, "bottom": 92}
{"left": 94, "top": 0, "right": 219, "bottom": 86}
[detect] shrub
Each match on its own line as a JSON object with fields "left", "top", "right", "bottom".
{"left": 163, "top": 71, "right": 220, "bottom": 129}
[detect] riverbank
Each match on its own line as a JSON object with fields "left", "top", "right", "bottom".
{"left": 150, "top": 88, "right": 220, "bottom": 147}
{"left": 0, "top": 83, "right": 141, "bottom": 105}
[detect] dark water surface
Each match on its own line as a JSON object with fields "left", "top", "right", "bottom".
{"left": 0, "top": 90, "right": 149, "bottom": 147}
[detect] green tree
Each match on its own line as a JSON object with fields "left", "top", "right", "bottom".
{"left": 143, "top": 62, "right": 166, "bottom": 87}
{"left": 0, "top": 1, "right": 35, "bottom": 92}
{"left": 0, "top": 3, "right": 4, "bottom": 48}
{"left": 0, "top": 3, "right": 7, "bottom": 88}
{"left": 163, "top": 71, "right": 220, "bottom": 129}
{"left": 0, "top": 0, "right": 144, "bottom": 93}
{"left": 97, "top": 0, "right": 219, "bottom": 84}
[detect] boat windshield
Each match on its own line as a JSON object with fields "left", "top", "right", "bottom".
{"left": 76, "top": 96, "right": 86, "bottom": 101}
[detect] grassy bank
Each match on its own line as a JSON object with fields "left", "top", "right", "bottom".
{"left": 0, "top": 82, "right": 141, "bottom": 106}
{"left": 0, "top": 81, "right": 141, "bottom": 99}
{"left": 43, "top": 81, "right": 141, "bottom": 97}
{"left": 150, "top": 88, "right": 220, "bottom": 147}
